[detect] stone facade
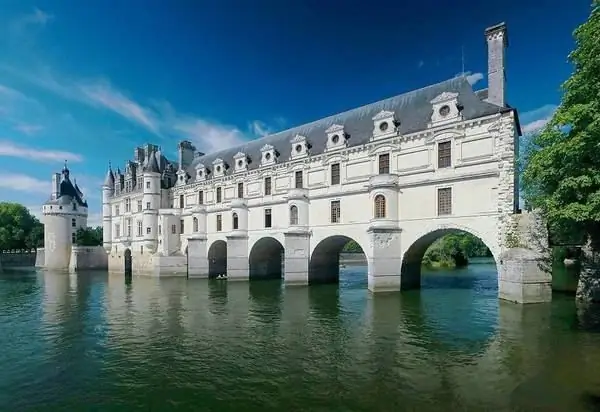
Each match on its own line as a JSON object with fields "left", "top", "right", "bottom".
{"left": 102, "top": 22, "right": 550, "bottom": 303}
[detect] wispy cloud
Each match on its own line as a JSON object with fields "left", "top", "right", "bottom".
{"left": 0, "top": 172, "right": 49, "bottom": 194}
{"left": 417, "top": 60, "right": 425, "bottom": 69}
{"left": 7, "top": 8, "right": 54, "bottom": 46}
{"left": 13, "top": 123, "right": 44, "bottom": 135}
{"left": 3, "top": 66, "right": 277, "bottom": 153}
{"left": 0, "top": 140, "right": 83, "bottom": 162}
{"left": 520, "top": 104, "right": 558, "bottom": 134}
{"left": 78, "top": 80, "right": 159, "bottom": 134}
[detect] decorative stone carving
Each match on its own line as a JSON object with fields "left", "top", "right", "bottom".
{"left": 260, "top": 144, "right": 277, "bottom": 166}
{"left": 429, "top": 91, "right": 462, "bottom": 126}
{"left": 233, "top": 151, "right": 249, "bottom": 173}
{"left": 325, "top": 124, "right": 347, "bottom": 151}
{"left": 370, "top": 232, "right": 398, "bottom": 250}
{"left": 290, "top": 134, "right": 309, "bottom": 159}
{"left": 212, "top": 158, "right": 226, "bottom": 177}
{"left": 195, "top": 163, "right": 207, "bottom": 181}
{"left": 372, "top": 110, "right": 398, "bottom": 140}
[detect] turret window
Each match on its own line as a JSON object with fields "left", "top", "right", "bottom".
{"left": 216, "top": 187, "right": 222, "bottom": 203}
{"left": 216, "top": 214, "right": 222, "bottom": 232}
{"left": 171, "top": 224, "right": 177, "bottom": 234}
{"left": 438, "top": 141, "right": 452, "bottom": 168}
{"left": 331, "top": 163, "right": 340, "bottom": 185}
{"left": 180, "top": 219, "right": 184, "bottom": 234}
{"left": 179, "top": 195, "right": 184, "bottom": 208}
{"left": 146, "top": 181, "right": 150, "bottom": 189}
{"left": 264, "top": 208, "right": 272, "bottom": 228}
{"left": 330, "top": 200, "right": 341, "bottom": 223}
{"left": 295, "top": 171, "right": 303, "bottom": 189}
{"left": 198, "top": 191, "right": 204, "bottom": 205}
{"left": 127, "top": 219, "right": 132, "bottom": 237}
{"left": 290, "top": 205, "right": 298, "bottom": 225}
{"left": 72, "top": 218, "right": 76, "bottom": 227}
{"left": 137, "top": 200, "right": 142, "bottom": 212}
{"left": 374, "top": 195, "right": 386, "bottom": 219}
{"left": 193, "top": 217, "right": 198, "bottom": 232}
{"left": 378, "top": 153, "right": 390, "bottom": 174}
{"left": 237, "top": 182, "right": 244, "bottom": 199}
{"left": 264, "top": 177, "right": 272, "bottom": 195}
{"left": 137, "top": 221, "right": 142, "bottom": 237}
{"left": 232, "top": 212, "right": 239, "bottom": 230}
{"left": 146, "top": 202, "right": 151, "bottom": 210}
{"left": 146, "top": 227, "right": 151, "bottom": 234}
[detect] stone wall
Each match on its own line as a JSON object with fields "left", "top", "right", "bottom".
{"left": 35, "top": 248, "right": 45, "bottom": 267}
{"left": 68, "top": 246, "right": 108, "bottom": 272}
{"left": 0, "top": 250, "right": 37, "bottom": 267}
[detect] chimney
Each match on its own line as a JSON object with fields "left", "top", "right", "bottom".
{"left": 485, "top": 22, "right": 508, "bottom": 107}
{"left": 51, "top": 173, "right": 61, "bottom": 200}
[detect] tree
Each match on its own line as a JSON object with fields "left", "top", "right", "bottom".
{"left": 73, "top": 226, "right": 103, "bottom": 246}
{"left": 522, "top": 2, "right": 600, "bottom": 248}
{"left": 0, "top": 202, "right": 43, "bottom": 251}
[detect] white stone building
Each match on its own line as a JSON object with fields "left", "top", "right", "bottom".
{"left": 102, "top": 22, "right": 551, "bottom": 303}
{"left": 41, "top": 162, "right": 89, "bottom": 269}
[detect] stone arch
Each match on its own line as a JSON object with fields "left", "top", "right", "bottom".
{"left": 249, "top": 237, "right": 284, "bottom": 280}
{"left": 124, "top": 248, "right": 132, "bottom": 276}
{"left": 207, "top": 240, "right": 227, "bottom": 279}
{"left": 400, "top": 224, "right": 498, "bottom": 291}
{"left": 309, "top": 235, "right": 367, "bottom": 284}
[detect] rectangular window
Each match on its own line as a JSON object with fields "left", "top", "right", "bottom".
{"left": 216, "top": 214, "right": 222, "bottom": 232}
{"left": 378, "top": 153, "right": 390, "bottom": 174}
{"left": 158, "top": 225, "right": 162, "bottom": 235}
{"left": 127, "top": 219, "right": 132, "bottom": 237}
{"left": 115, "top": 224, "right": 120, "bottom": 238}
{"left": 216, "top": 187, "right": 222, "bottom": 203}
{"left": 264, "top": 177, "right": 272, "bottom": 195}
{"left": 437, "top": 187, "right": 452, "bottom": 215}
{"left": 295, "top": 171, "right": 303, "bottom": 189}
{"left": 146, "top": 227, "right": 151, "bottom": 234}
{"left": 264, "top": 208, "right": 272, "bottom": 228}
{"left": 137, "top": 200, "right": 142, "bottom": 212}
{"left": 115, "top": 206, "right": 120, "bottom": 216}
{"left": 146, "top": 181, "right": 150, "bottom": 189}
{"left": 179, "top": 194, "right": 184, "bottom": 208}
{"left": 171, "top": 224, "right": 177, "bottom": 234}
{"left": 146, "top": 202, "right": 151, "bottom": 210}
{"left": 125, "top": 198, "right": 131, "bottom": 212}
{"left": 438, "top": 141, "right": 452, "bottom": 168}
{"left": 180, "top": 219, "right": 184, "bottom": 234}
{"left": 198, "top": 190, "right": 204, "bottom": 205}
{"left": 331, "top": 163, "right": 340, "bottom": 185}
{"left": 137, "top": 221, "right": 142, "bottom": 237}
{"left": 237, "top": 182, "right": 244, "bottom": 199}
{"left": 71, "top": 218, "right": 76, "bottom": 227}
{"left": 331, "top": 200, "right": 341, "bottom": 223}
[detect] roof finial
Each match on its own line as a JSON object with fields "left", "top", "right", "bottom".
{"left": 108, "top": 160, "right": 112, "bottom": 170}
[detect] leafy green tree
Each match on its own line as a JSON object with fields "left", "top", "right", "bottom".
{"left": 522, "top": 2, "right": 600, "bottom": 248}
{"left": 342, "top": 240, "right": 363, "bottom": 253}
{"left": 74, "top": 226, "right": 103, "bottom": 246}
{"left": 0, "top": 202, "right": 43, "bottom": 251}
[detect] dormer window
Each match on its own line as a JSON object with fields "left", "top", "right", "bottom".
{"left": 175, "top": 168, "right": 187, "bottom": 186}
{"left": 195, "top": 163, "right": 206, "bottom": 181}
{"left": 429, "top": 92, "right": 462, "bottom": 126}
{"left": 290, "top": 134, "right": 309, "bottom": 159}
{"left": 260, "top": 144, "right": 277, "bottom": 166}
{"left": 212, "top": 158, "right": 226, "bottom": 177}
{"left": 372, "top": 110, "right": 397, "bottom": 140}
{"left": 233, "top": 151, "right": 249, "bottom": 173}
{"left": 325, "top": 124, "right": 347, "bottom": 151}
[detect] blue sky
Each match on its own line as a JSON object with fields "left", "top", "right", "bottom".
{"left": 0, "top": 0, "right": 592, "bottom": 225}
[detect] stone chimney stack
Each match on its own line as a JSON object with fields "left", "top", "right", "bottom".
{"left": 51, "top": 173, "right": 61, "bottom": 200}
{"left": 485, "top": 22, "right": 508, "bottom": 107}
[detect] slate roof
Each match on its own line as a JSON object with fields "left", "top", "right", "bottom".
{"left": 187, "top": 75, "right": 512, "bottom": 180}
{"left": 45, "top": 165, "right": 88, "bottom": 207}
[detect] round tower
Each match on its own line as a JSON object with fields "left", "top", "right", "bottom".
{"left": 102, "top": 163, "right": 115, "bottom": 252}
{"left": 142, "top": 151, "right": 161, "bottom": 253}
{"left": 43, "top": 161, "right": 89, "bottom": 270}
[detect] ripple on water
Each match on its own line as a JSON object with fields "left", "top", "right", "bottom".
{"left": 2, "top": 266, "right": 600, "bottom": 411}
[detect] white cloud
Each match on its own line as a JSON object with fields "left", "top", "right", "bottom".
{"left": 78, "top": 80, "right": 159, "bottom": 134}
{"left": 0, "top": 172, "right": 48, "bottom": 194}
{"left": 0, "top": 140, "right": 83, "bottom": 162}
{"left": 1, "top": 66, "right": 278, "bottom": 153}
{"left": 520, "top": 104, "right": 558, "bottom": 134}
{"left": 86, "top": 213, "right": 102, "bottom": 228}
{"left": 417, "top": 60, "right": 425, "bottom": 69}
{"left": 173, "top": 117, "right": 248, "bottom": 153}
{"left": 23, "top": 8, "right": 53, "bottom": 26}
{"left": 13, "top": 123, "right": 44, "bottom": 135}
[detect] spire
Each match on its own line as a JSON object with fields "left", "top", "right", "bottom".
{"left": 103, "top": 161, "right": 115, "bottom": 188}
{"left": 144, "top": 151, "right": 160, "bottom": 173}
{"left": 62, "top": 159, "right": 70, "bottom": 180}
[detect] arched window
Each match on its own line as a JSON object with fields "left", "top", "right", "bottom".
{"left": 290, "top": 205, "right": 298, "bottom": 225}
{"left": 374, "top": 195, "right": 386, "bottom": 219}
{"left": 193, "top": 217, "right": 198, "bottom": 232}
{"left": 232, "top": 212, "right": 239, "bottom": 230}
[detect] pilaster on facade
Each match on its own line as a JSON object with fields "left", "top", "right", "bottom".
{"left": 283, "top": 229, "right": 311, "bottom": 286}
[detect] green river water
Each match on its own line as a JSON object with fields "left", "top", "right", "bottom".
{"left": 1, "top": 259, "right": 600, "bottom": 411}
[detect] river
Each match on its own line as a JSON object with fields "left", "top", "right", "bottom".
{"left": 1, "top": 259, "right": 600, "bottom": 411}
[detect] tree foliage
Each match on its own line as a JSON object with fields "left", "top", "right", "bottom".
{"left": 74, "top": 226, "right": 103, "bottom": 246}
{"left": 422, "top": 232, "right": 491, "bottom": 268}
{"left": 522, "top": 2, "right": 600, "bottom": 247}
{"left": 0, "top": 202, "right": 44, "bottom": 250}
